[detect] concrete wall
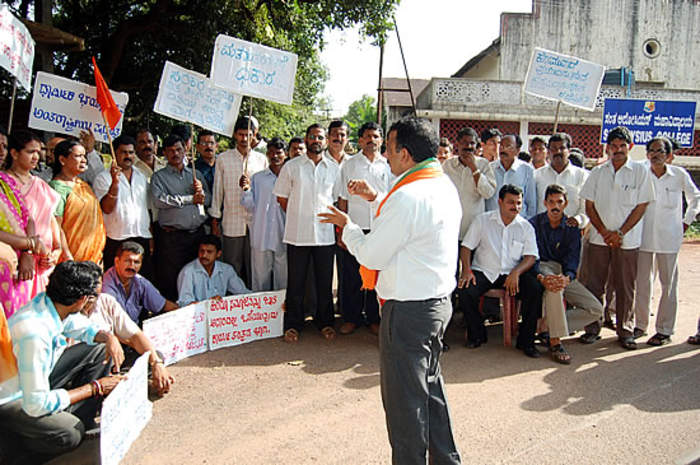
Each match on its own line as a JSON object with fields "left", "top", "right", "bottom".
{"left": 499, "top": 0, "right": 700, "bottom": 90}
{"left": 458, "top": 52, "right": 500, "bottom": 80}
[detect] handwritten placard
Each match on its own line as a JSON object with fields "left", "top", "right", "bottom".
{"left": 154, "top": 61, "right": 242, "bottom": 137}
{"left": 142, "top": 302, "right": 208, "bottom": 366}
{"left": 0, "top": 5, "right": 34, "bottom": 90}
{"left": 28, "top": 71, "right": 129, "bottom": 144}
{"left": 101, "top": 352, "right": 152, "bottom": 465}
{"left": 210, "top": 35, "right": 298, "bottom": 105}
{"left": 208, "top": 290, "right": 285, "bottom": 351}
{"left": 523, "top": 47, "right": 605, "bottom": 111}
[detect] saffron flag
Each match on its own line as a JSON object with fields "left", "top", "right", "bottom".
{"left": 91, "top": 56, "right": 122, "bottom": 129}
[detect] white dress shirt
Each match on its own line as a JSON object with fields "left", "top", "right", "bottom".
{"left": 485, "top": 158, "right": 537, "bottom": 218}
{"left": 534, "top": 162, "right": 589, "bottom": 227}
{"left": 339, "top": 151, "right": 393, "bottom": 229}
{"left": 640, "top": 164, "right": 700, "bottom": 253}
{"left": 93, "top": 168, "right": 152, "bottom": 240}
{"left": 177, "top": 259, "right": 249, "bottom": 306}
{"left": 580, "top": 158, "right": 655, "bottom": 249}
{"left": 443, "top": 156, "right": 497, "bottom": 238}
{"left": 324, "top": 151, "right": 351, "bottom": 170}
{"left": 461, "top": 210, "right": 539, "bottom": 283}
{"left": 273, "top": 155, "right": 340, "bottom": 246}
{"left": 209, "top": 148, "right": 268, "bottom": 237}
{"left": 342, "top": 173, "right": 462, "bottom": 301}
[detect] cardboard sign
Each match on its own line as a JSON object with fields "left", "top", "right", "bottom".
{"left": 100, "top": 352, "right": 152, "bottom": 465}
{"left": 28, "top": 71, "right": 128, "bottom": 143}
{"left": 154, "top": 61, "right": 242, "bottom": 136}
{"left": 142, "top": 302, "right": 208, "bottom": 366}
{"left": 208, "top": 290, "right": 285, "bottom": 350}
{"left": 601, "top": 98, "right": 697, "bottom": 147}
{"left": 523, "top": 47, "right": 605, "bottom": 111}
{"left": 0, "top": 5, "right": 34, "bottom": 90}
{"left": 210, "top": 35, "right": 298, "bottom": 105}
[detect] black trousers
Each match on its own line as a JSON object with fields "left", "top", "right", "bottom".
{"left": 285, "top": 244, "right": 335, "bottom": 332}
{"left": 460, "top": 269, "right": 543, "bottom": 348}
{"left": 341, "top": 246, "right": 379, "bottom": 325}
{"left": 154, "top": 225, "right": 205, "bottom": 301}
{"left": 104, "top": 236, "right": 153, "bottom": 280}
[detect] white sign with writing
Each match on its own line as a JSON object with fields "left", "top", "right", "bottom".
{"left": 154, "top": 61, "right": 242, "bottom": 137}
{"left": 209, "top": 290, "right": 285, "bottom": 351}
{"left": 523, "top": 47, "right": 605, "bottom": 111}
{"left": 101, "top": 352, "right": 152, "bottom": 465}
{"left": 142, "top": 302, "right": 208, "bottom": 366}
{"left": 210, "top": 35, "right": 298, "bottom": 105}
{"left": 28, "top": 71, "right": 128, "bottom": 144}
{"left": 0, "top": 5, "right": 34, "bottom": 90}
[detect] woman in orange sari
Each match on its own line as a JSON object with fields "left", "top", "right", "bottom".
{"left": 49, "top": 140, "right": 105, "bottom": 264}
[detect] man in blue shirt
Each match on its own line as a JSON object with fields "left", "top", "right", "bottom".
{"left": 177, "top": 235, "right": 250, "bottom": 306}
{"left": 530, "top": 184, "right": 603, "bottom": 364}
{"left": 485, "top": 134, "right": 537, "bottom": 218}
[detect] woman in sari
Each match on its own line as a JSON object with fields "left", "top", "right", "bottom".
{"left": 4, "top": 131, "right": 69, "bottom": 296}
{"left": 49, "top": 140, "right": 106, "bottom": 264}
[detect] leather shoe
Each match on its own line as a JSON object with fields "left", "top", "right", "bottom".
{"left": 368, "top": 323, "right": 380, "bottom": 335}
{"left": 619, "top": 337, "right": 637, "bottom": 350}
{"left": 522, "top": 345, "right": 541, "bottom": 358}
{"left": 465, "top": 339, "right": 482, "bottom": 349}
{"left": 339, "top": 322, "right": 357, "bottom": 335}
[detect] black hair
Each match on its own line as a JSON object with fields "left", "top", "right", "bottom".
{"left": 388, "top": 117, "right": 439, "bottom": 163}
{"left": 0, "top": 125, "right": 7, "bottom": 137}
{"left": 116, "top": 241, "right": 145, "bottom": 259}
{"left": 162, "top": 134, "right": 184, "bottom": 150}
{"left": 199, "top": 234, "right": 222, "bottom": 251}
{"left": 480, "top": 128, "right": 503, "bottom": 143}
{"left": 267, "top": 137, "right": 287, "bottom": 151}
{"left": 530, "top": 136, "right": 547, "bottom": 146}
{"left": 46, "top": 261, "right": 101, "bottom": 305}
{"left": 5, "top": 130, "right": 42, "bottom": 169}
{"left": 136, "top": 128, "right": 153, "bottom": 138}
{"left": 52, "top": 139, "right": 83, "bottom": 175}
{"left": 646, "top": 136, "right": 672, "bottom": 154}
{"left": 328, "top": 120, "right": 349, "bottom": 132}
{"left": 568, "top": 150, "right": 584, "bottom": 167}
{"left": 607, "top": 126, "right": 632, "bottom": 144}
{"left": 305, "top": 123, "right": 324, "bottom": 138}
{"left": 358, "top": 121, "right": 382, "bottom": 138}
{"left": 548, "top": 132, "right": 572, "bottom": 149}
{"left": 544, "top": 183, "right": 568, "bottom": 201}
{"left": 518, "top": 151, "right": 531, "bottom": 162}
{"left": 170, "top": 124, "right": 191, "bottom": 142}
{"left": 505, "top": 134, "right": 523, "bottom": 149}
{"left": 288, "top": 137, "right": 303, "bottom": 146}
{"left": 439, "top": 137, "right": 453, "bottom": 149}
{"left": 112, "top": 135, "right": 136, "bottom": 151}
{"left": 234, "top": 116, "right": 258, "bottom": 133}
{"left": 197, "top": 130, "right": 216, "bottom": 143}
{"left": 456, "top": 127, "right": 480, "bottom": 143}
{"left": 498, "top": 184, "right": 523, "bottom": 199}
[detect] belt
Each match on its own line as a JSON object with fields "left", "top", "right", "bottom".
{"left": 160, "top": 225, "right": 203, "bottom": 234}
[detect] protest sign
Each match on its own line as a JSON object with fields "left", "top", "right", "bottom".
{"left": 210, "top": 35, "right": 298, "bottom": 105}
{"left": 142, "top": 302, "right": 208, "bottom": 366}
{"left": 28, "top": 71, "right": 128, "bottom": 144}
{"left": 209, "top": 290, "right": 285, "bottom": 351}
{"left": 0, "top": 5, "right": 34, "bottom": 90}
{"left": 154, "top": 61, "right": 242, "bottom": 136}
{"left": 101, "top": 352, "right": 152, "bottom": 465}
{"left": 524, "top": 47, "right": 605, "bottom": 111}
{"left": 601, "top": 98, "right": 697, "bottom": 147}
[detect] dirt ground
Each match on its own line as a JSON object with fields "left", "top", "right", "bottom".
{"left": 62, "top": 243, "right": 700, "bottom": 464}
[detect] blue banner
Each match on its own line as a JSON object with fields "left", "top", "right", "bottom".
{"left": 601, "top": 98, "right": 696, "bottom": 148}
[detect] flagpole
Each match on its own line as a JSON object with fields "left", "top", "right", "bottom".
{"left": 7, "top": 78, "right": 17, "bottom": 133}
{"left": 100, "top": 112, "right": 117, "bottom": 164}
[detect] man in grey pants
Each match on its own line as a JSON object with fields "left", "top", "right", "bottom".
{"left": 320, "top": 117, "right": 462, "bottom": 464}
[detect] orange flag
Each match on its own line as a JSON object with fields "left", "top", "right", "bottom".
{"left": 91, "top": 56, "right": 122, "bottom": 130}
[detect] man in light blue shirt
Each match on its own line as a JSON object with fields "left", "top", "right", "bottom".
{"left": 241, "top": 137, "right": 288, "bottom": 291}
{"left": 177, "top": 235, "right": 250, "bottom": 306}
{"left": 485, "top": 134, "right": 537, "bottom": 218}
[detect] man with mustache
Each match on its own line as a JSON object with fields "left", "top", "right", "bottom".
{"left": 459, "top": 184, "right": 543, "bottom": 357}
{"left": 76, "top": 129, "right": 107, "bottom": 188}
{"left": 579, "top": 126, "right": 655, "bottom": 350}
{"left": 529, "top": 136, "right": 548, "bottom": 169}
{"left": 534, "top": 132, "right": 589, "bottom": 228}
{"left": 93, "top": 135, "right": 153, "bottom": 279}
{"left": 485, "top": 134, "right": 537, "bottom": 219}
{"left": 325, "top": 120, "right": 351, "bottom": 167}
{"left": 633, "top": 137, "right": 700, "bottom": 346}
{"left": 194, "top": 130, "right": 218, "bottom": 191}
{"left": 133, "top": 129, "right": 166, "bottom": 180}
{"left": 337, "top": 122, "right": 392, "bottom": 336}
{"left": 530, "top": 184, "right": 603, "bottom": 364}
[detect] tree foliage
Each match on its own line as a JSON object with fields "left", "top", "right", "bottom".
{"left": 6, "top": 0, "right": 399, "bottom": 140}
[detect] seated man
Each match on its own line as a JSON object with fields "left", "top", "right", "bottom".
{"left": 530, "top": 184, "right": 603, "bottom": 364}
{"left": 177, "top": 235, "right": 250, "bottom": 306}
{"left": 103, "top": 241, "right": 178, "bottom": 324}
{"left": 0, "top": 261, "right": 124, "bottom": 463}
{"left": 459, "top": 184, "right": 543, "bottom": 358}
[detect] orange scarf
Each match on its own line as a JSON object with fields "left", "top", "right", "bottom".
{"left": 359, "top": 158, "right": 443, "bottom": 290}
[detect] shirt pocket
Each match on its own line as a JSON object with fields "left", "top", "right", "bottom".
{"left": 510, "top": 240, "right": 524, "bottom": 261}
{"left": 662, "top": 187, "right": 681, "bottom": 209}
{"left": 619, "top": 184, "right": 637, "bottom": 207}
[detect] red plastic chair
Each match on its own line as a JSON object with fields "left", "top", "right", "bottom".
{"left": 479, "top": 289, "right": 520, "bottom": 347}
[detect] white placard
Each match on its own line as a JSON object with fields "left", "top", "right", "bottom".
{"left": 142, "top": 302, "right": 208, "bottom": 366}
{"left": 28, "top": 71, "right": 129, "bottom": 144}
{"left": 523, "top": 47, "right": 605, "bottom": 111}
{"left": 101, "top": 352, "right": 152, "bottom": 465}
{"left": 209, "top": 290, "right": 285, "bottom": 351}
{"left": 154, "top": 61, "right": 242, "bottom": 137}
{"left": 0, "top": 5, "right": 34, "bottom": 90}
{"left": 210, "top": 35, "right": 298, "bottom": 105}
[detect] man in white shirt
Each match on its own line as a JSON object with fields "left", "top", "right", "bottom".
{"left": 579, "top": 126, "right": 655, "bottom": 350}
{"left": 337, "top": 122, "right": 392, "bottom": 335}
{"left": 459, "top": 184, "right": 543, "bottom": 357}
{"left": 319, "top": 117, "right": 462, "bottom": 465}
{"left": 485, "top": 134, "right": 537, "bottom": 218}
{"left": 634, "top": 137, "right": 700, "bottom": 346}
{"left": 93, "top": 135, "right": 153, "bottom": 279}
{"left": 534, "top": 132, "right": 589, "bottom": 228}
{"left": 325, "top": 120, "right": 350, "bottom": 168}
{"left": 480, "top": 127, "right": 502, "bottom": 162}
{"left": 133, "top": 129, "right": 166, "bottom": 180}
{"left": 209, "top": 116, "right": 268, "bottom": 288}
{"left": 529, "top": 136, "right": 547, "bottom": 170}
{"left": 274, "top": 124, "right": 340, "bottom": 342}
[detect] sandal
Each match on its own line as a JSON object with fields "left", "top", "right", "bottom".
{"left": 619, "top": 337, "right": 637, "bottom": 350}
{"left": 321, "top": 326, "right": 336, "bottom": 341}
{"left": 284, "top": 328, "right": 299, "bottom": 343}
{"left": 633, "top": 328, "right": 647, "bottom": 339}
{"left": 646, "top": 333, "right": 671, "bottom": 346}
{"left": 550, "top": 344, "right": 571, "bottom": 365}
{"left": 579, "top": 332, "right": 601, "bottom": 344}
{"left": 688, "top": 334, "right": 700, "bottom": 345}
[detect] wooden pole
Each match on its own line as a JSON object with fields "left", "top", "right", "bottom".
{"left": 7, "top": 78, "right": 17, "bottom": 133}
{"left": 100, "top": 112, "right": 116, "bottom": 163}
{"left": 244, "top": 97, "right": 253, "bottom": 175}
{"left": 189, "top": 123, "right": 205, "bottom": 216}
{"left": 552, "top": 100, "right": 562, "bottom": 134}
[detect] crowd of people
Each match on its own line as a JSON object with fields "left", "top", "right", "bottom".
{"left": 0, "top": 113, "right": 699, "bottom": 463}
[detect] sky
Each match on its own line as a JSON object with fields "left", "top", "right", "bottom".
{"left": 320, "top": 0, "right": 533, "bottom": 116}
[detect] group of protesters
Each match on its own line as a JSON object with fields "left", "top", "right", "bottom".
{"left": 0, "top": 111, "right": 699, "bottom": 463}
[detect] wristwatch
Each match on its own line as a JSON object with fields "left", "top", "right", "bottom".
{"left": 616, "top": 229, "right": 625, "bottom": 237}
